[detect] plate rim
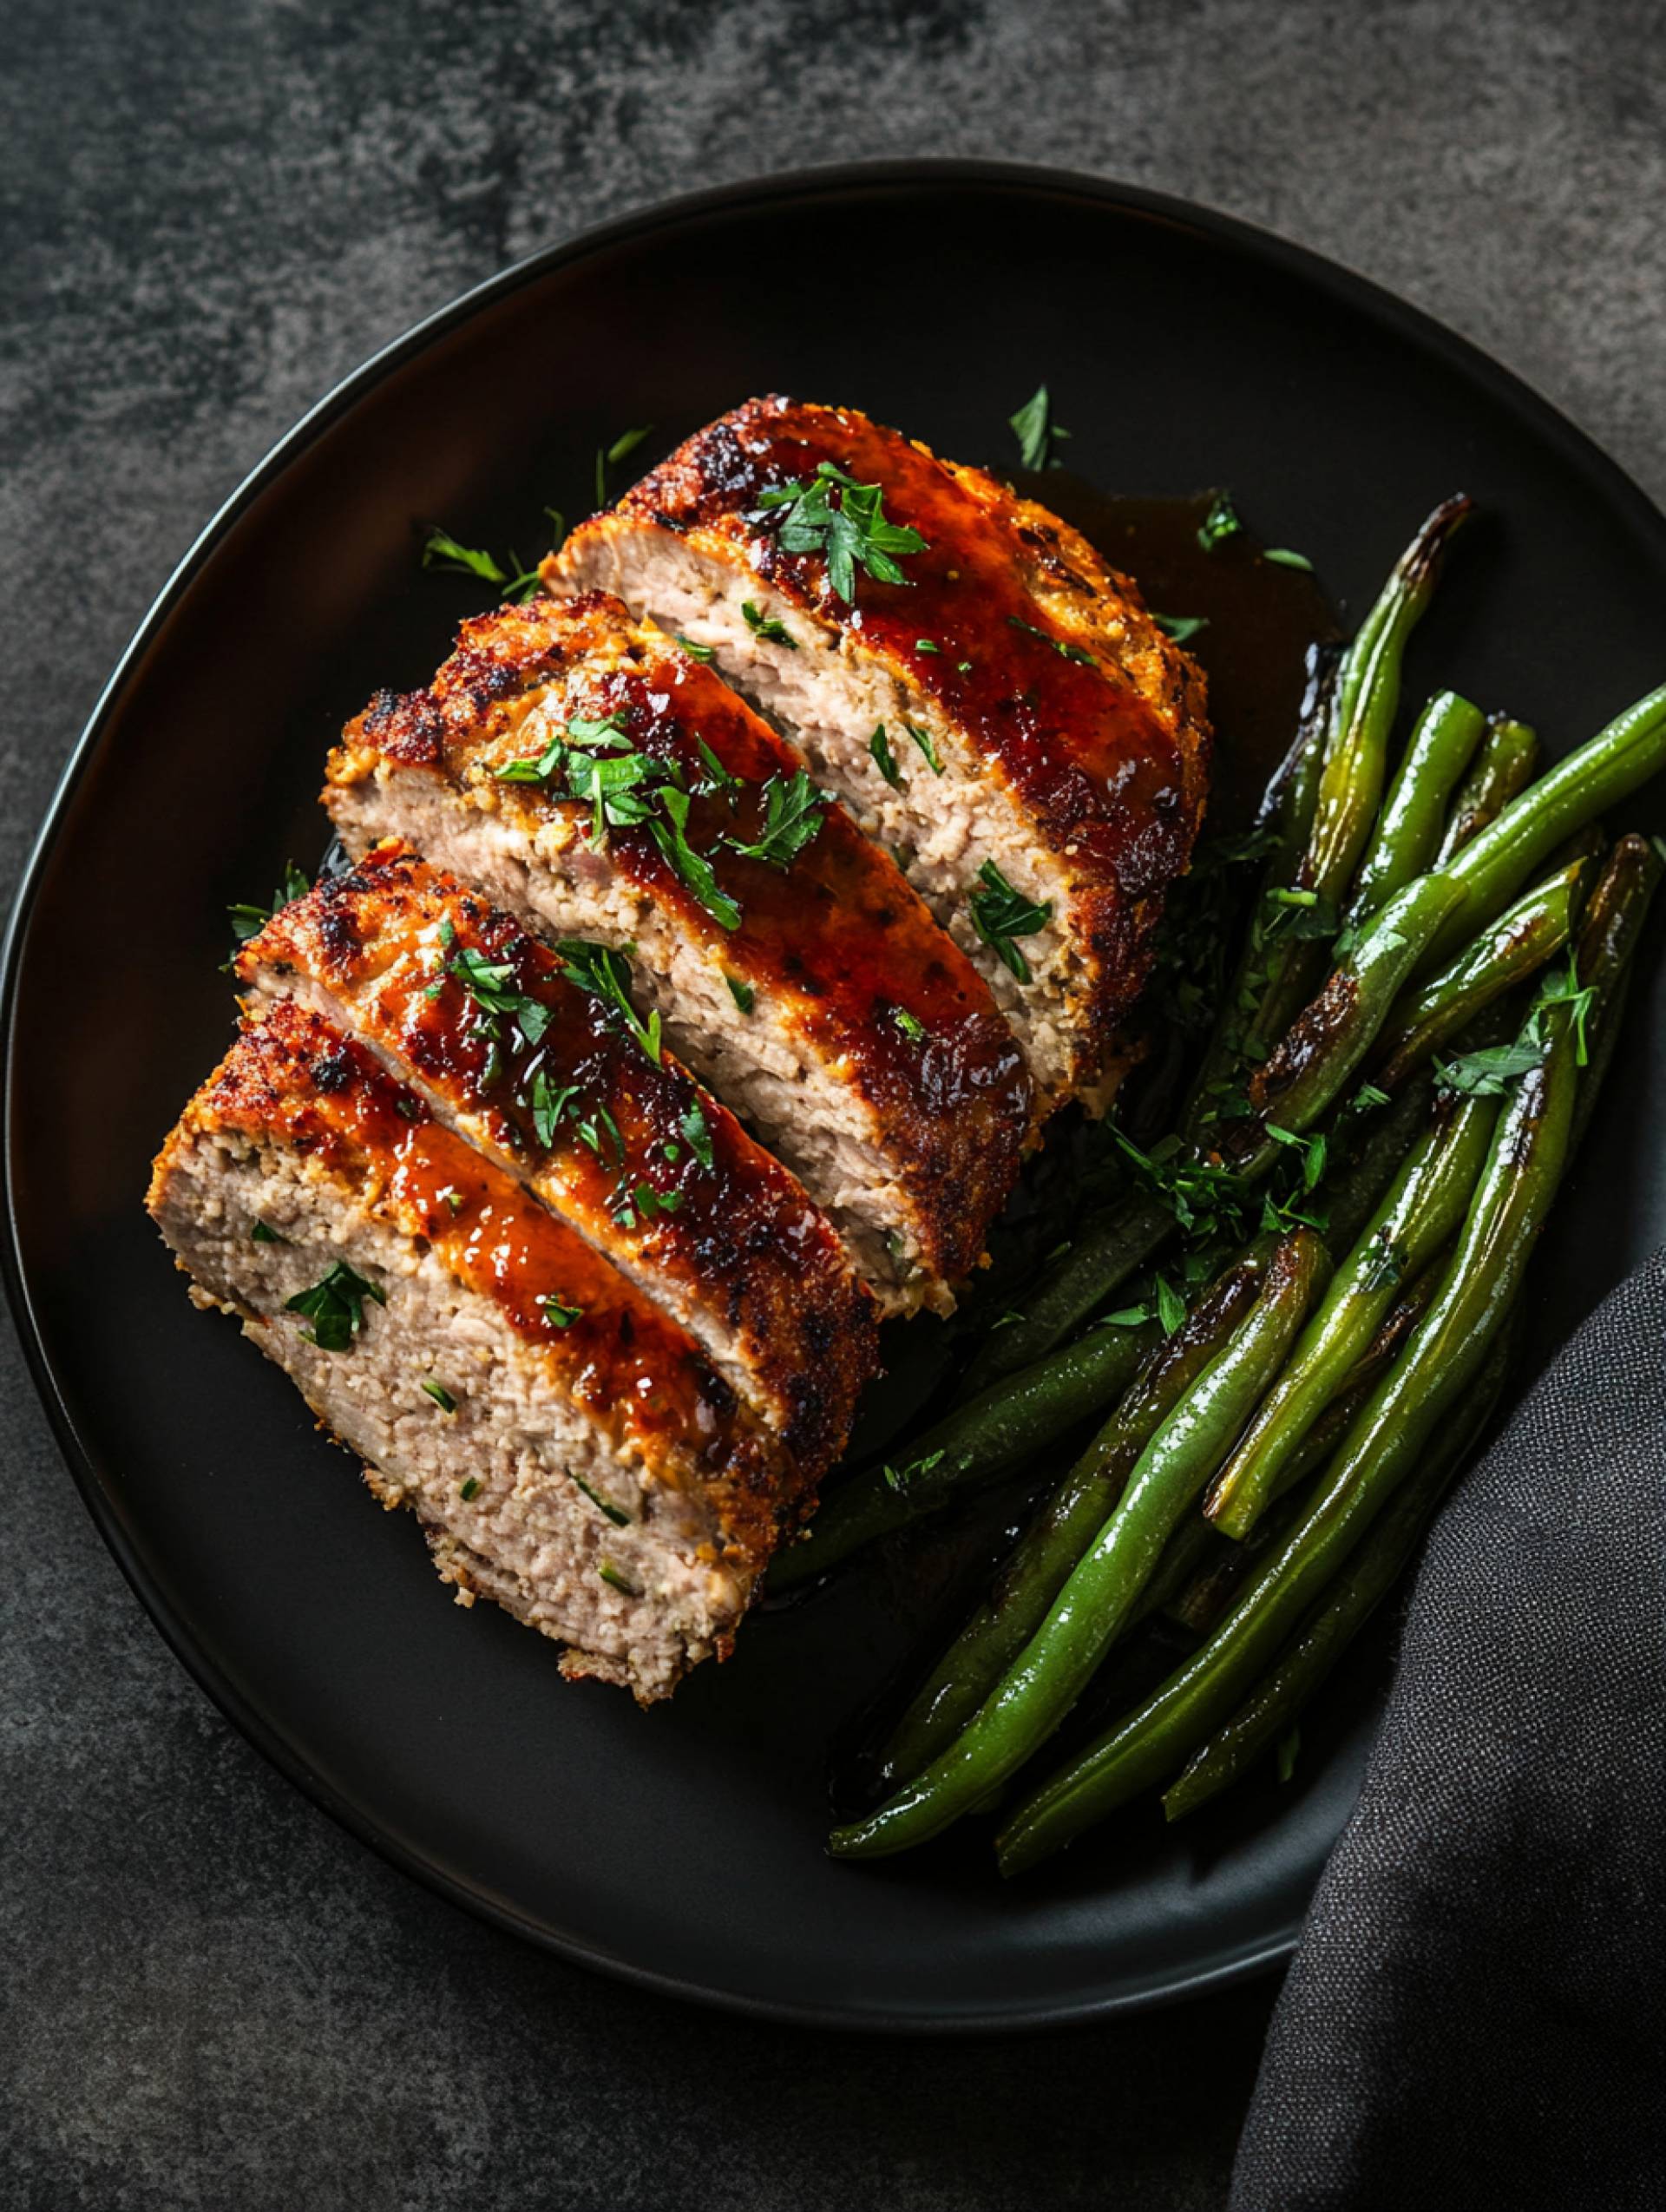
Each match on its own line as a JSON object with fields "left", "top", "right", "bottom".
{"left": 7, "top": 155, "right": 1664, "bottom": 2035}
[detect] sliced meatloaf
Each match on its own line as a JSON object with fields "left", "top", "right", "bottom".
{"left": 146, "top": 999, "right": 800, "bottom": 1703}
{"left": 323, "top": 591, "right": 1033, "bottom": 1315}
{"left": 236, "top": 839, "right": 876, "bottom": 1480}
{"left": 548, "top": 394, "right": 1211, "bottom": 1115}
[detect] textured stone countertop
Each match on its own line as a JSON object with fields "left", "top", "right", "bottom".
{"left": 3, "top": 4, "right": 1661, "bottom": 2206}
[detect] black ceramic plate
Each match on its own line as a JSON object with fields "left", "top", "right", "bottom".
{"left": 8, "top": 162, "right": 1665, "bottom": 2031}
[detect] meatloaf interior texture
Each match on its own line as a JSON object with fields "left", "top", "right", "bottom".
{"left": 323, "top": 589, "right": 1033, "bottom": 1315}
{"left": 548, "top": 394, "right": 1211, "bottom": 1117}
{"left": 236, "top": 840, "right": 877, "bottom": 1480}
{"left": 146, "top": 1001, "right": 807, "bottom": 1703}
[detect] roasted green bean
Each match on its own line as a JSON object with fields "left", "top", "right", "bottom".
{"left": 1347, "top": 690, "right": 1486, "bottom": 922}
{"left": 830, "top": 1231, "right": 1328, "bottom": 1858}
{"left": 995, "top": 996, "right": 1579, "bottom": 1875}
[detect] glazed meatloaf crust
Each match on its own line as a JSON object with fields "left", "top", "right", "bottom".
{"left": 548, "top": 395, "right": 1211, "bottom": 1115}
{"left": 324, "top": 590, "right": 1033, "bottom": 1315}
{"left": 237, "top": 840, "right": 876, "bottom": 1480}
{"left": 146, "top": 1000, "right": 803, "bottom": 1703}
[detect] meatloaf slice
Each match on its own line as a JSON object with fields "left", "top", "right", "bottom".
{"left": 236, "top": 839, "right": 876, "bottom": 1481}
{"left": 146, "top": 999, "right": 800, "bottom": 1703}
{"left": 323, "top": 590, "right": 1032, "bottom": 1316}
{"left": 548, "top": 395, "right": 1211, "bottom": 1115}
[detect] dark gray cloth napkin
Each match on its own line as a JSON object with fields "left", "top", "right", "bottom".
{"left": 1231, "top": 1255, "right": 1666, "bottom": 2211}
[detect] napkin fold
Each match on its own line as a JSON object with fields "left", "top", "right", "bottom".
{"left": 1231, "top": 1255, "right": 1666, "bottom": 2211}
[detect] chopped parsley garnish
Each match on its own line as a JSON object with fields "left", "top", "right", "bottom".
{"left": 889, "top": 1005, "right": 927, "bottom": 1043}
{"left": 597, "top": 1559, "right": 639, "bottom": 1596}
{"left": 594, "top": 423, "right": 653, "bottom": 506}
{"left": 285, "top": 1261, "right": 386, "bottom": 1352}
{"left": 915, "top": 638, "right": 941, "bottom": 654}
{"left": 725, "top": 974, "right": 754, "bottom": 1014}
{"left": 421, "top": 1378, "right": 456, "bottom": 1414}
{"left": 1154, "top": 612, "right": 1210, "bottom": 645}
{"left": 421, "top": 508, "right": 564, "bottom": 603}
{"left": 443, "top": 942, "right": 553, "bottom": 1061}
{"left": 541, "top": 1295, "right": 581, "bottom": 1329}
{"left": 228, "top": 861, "right": 311, "bottom": 943}
{"left": 722, "top": 770, "right": 829, "bottom": 871}
{"left": 554, "top": 939, "right": 662, "bottom": 1063}
{"left": 1197, "top": 491, "right": 1242, "bottom": 551}
{"left": 250, "top": 1220, "right": 283, "bottom": 1244}
{"left": 650, "top": 787, "right": 743, "bottom": 928}
{"left": 493, "top": 710, "right": 629, "bottom": 787}
{"left": 1435, "top": 1040, "right": 1545, "bottom": 1098}
{"left": 680, "top": 1099, "right": 714, "bottom": 1170}
{"left": 968, "top": 860, "right": 1053, "bottom": 983}
{"left": 527, "top": 1066, "right": 580, "bottom": 1147}
{"left": 1267, "top": 1124, "right": 1328, "bottom": 1194}
{"left": 675, "top": 634, "right": 715, "bottom": 664}
{"left": 869, "top": 723, "right": 903, "bottom": 789}
{"left": 1263, "top": 547, "right": 1315, "bottom": 572}
{"left": 574, "top": 1474, "right": 631, "bottom": 1527}
{"left": 1110, "top": 1125, "right": 1253, "bottom": 1245}
{"left": 1155, "top": 1274, "right": 1187, "bottom": 1336}
{"left": 757, "top": 460, "right": 928, "bottom": 602}
{"left": 906, "top": 722, "right": 945, "bottom": 775}
{"left": 881, "top": 1447, "right": 947, "bottom": 1494}
{"left": 1007, "top": 614, "right": 1097, "bottom": 667}
{"left": 496, "top": 712, "right": 741, "bottom": 931}
{"left": 1009, "top": 384, "right": 1071, "bottom": 471}
{"left": 459, "top": 1477, "right": 482, "bottom": 1501}
{"left": 741, "top": 600, "right": 797, "bottom": 647}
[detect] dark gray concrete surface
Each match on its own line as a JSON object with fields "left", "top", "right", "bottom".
{"left": 3, "top": 4, "right": 1662, "bottom": 2206}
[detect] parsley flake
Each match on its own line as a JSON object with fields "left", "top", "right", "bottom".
{"left": 968, "top": 860, "right": 1053, "bottom": 983}
{"left": 541, "top": 1295, "right": 581, "bottom": 1329}
{"left": 757, "top": 461, "right": 928, "bottom": 602}
{"left": 741, "top": 600, "right": 797, "bottom": 647}
{"left": 869, "top": 723, "right": 904, "bottom": 789}
{"left": 1154, "top": 612, "right": 1210, "bottom": 645}
{"left": 725, "top": 974, "right": 754, "bottom": 1014}
{"left": 906, "top": 722, "right": 945, "bottom": 775}
{"left": 1009, "top": 384, "right": 1072, "bottom": 471}
{"left": 1007, "top": 614, "right": 1097, "bottom": 666}
{"left": 421, "top": 1378, "right": 456, "bottom": 1414}
{"left": 722, "top": 769, "right": 829, "bottom": 871}
{"left": 555, "top": 939, "right": 661, "bottom": 1062}
{"left": 228, "top": 862, "right": 311, "bottom": 944}
{"left": 1197, "top": 492, "right": 1242, "bottom": 551}
{"left": 680, "top": 1099, "right": 714, "bottom": 1170}
{"left": 285, "top": 1261, "right": 386, "bottom": 1352}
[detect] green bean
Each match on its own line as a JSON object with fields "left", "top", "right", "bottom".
{"left": 1319, "top": 1075, "right": 1436, "bottom": 1246}
{"left": 829, "top": 1231, "right": 1328, "bottom": 1858}
{"left": 767, "top": 1309, "right": 1162, "bottom": 1592}
{"left": 1347, "top": 690, "right": 1486, "bottom": 922}
{"left": 1181, "top": 665, "right": 1336, "bottom": 1140}
{"left": 1371, "top": 862, "right": 1586, "bottom": 1090}
{"left": 1163, "top": 1328, "right": 1511, "bottom": 1821}
{"left": 1245, "top": 499, "right": 1473, "bottom": 1056}
{"left": 995, "top": 996, "right": 1579, "bottom": 1876}
{"left": 1239, "top": 873, "right": 1466, "bottom": 1160}
{"left": 1433, "top": 716, "right": 1539, "bottom": 865}
{"left": 1418, "top": 684, "right": 1666, "bottom": 972}
{"left": 1206, "top": 1091, "right": 1496, "bottom": 1539}
{"left": 1568, "top": 835, "right": 1665, "bottom": 1149}
{"left": 872, "top": 1247, "right": 1272, "bottom": 1791}
{"left": 966, "top": 1191, "right": 1175, "bottom": 1388}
